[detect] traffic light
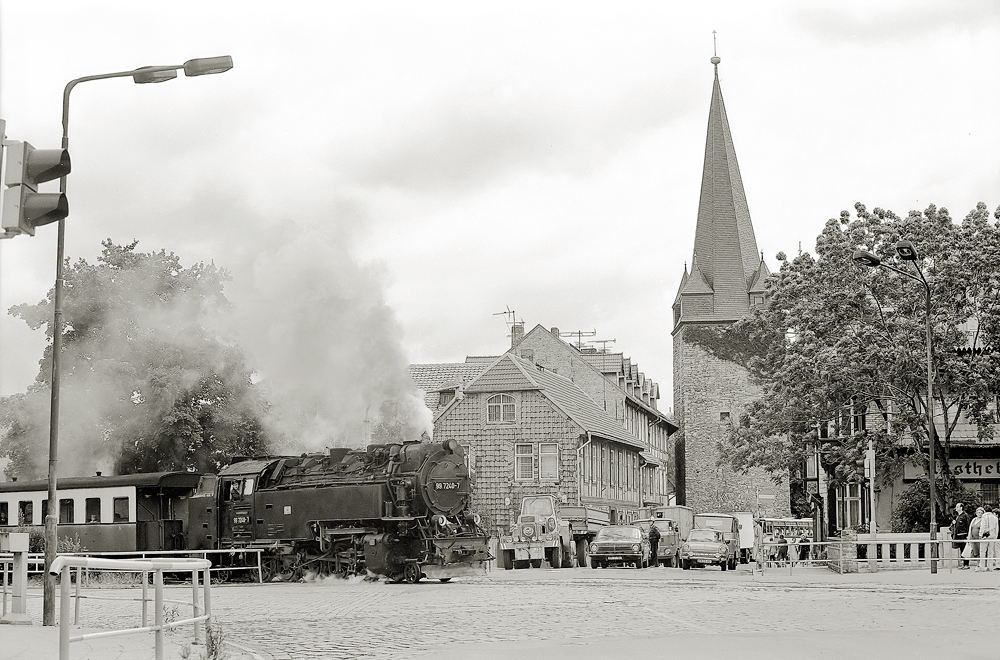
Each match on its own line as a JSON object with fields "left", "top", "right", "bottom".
{"left": 865, "top": 448, "right": 875, "bottom": 479}
{"left": 2, "top": 140, "right": 70, "bottom": 236}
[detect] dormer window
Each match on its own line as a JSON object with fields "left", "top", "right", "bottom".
{"left": 487, "top": 393, "right": 516, "bottom": 423}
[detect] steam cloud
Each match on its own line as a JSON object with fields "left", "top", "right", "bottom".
{"left": 219, "top": 217, "right": 431, "bottom": 454}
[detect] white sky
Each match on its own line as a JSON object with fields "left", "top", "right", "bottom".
{"left": 0, "top": 1, "right": 998, "bottom": 416}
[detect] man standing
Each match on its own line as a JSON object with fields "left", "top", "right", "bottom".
{"left": 953, "top": 503, "right": 971, "bottom": 569}
{"left": 648, "top": 522, "right": 661, "bottom": 568}
{"left": 977, "top": 506, "right": 999, "bottom": 572}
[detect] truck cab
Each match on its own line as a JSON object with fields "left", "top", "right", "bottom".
{"left": 499, "top": 495, "right": 608, "bottom": 569}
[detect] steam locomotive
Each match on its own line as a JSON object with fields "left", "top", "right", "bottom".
{"left": 0, "top": 439, "right": 490, "bottom": 583}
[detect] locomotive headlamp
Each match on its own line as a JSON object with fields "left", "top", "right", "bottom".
{"left": 466, "top": 512, "right": 481, "bottom": 525}
{"left": 434, "top": 515, "right": 448, "bottom": 526}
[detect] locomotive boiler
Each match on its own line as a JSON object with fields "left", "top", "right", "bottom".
{"left": 188, "top": 438, "right": 490, "bottom": 583}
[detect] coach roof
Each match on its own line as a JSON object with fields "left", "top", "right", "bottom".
{"left": 0, "top": 472, "right": 203, "bottom": 493}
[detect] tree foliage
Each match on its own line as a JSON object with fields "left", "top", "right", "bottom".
{"left": 0, "top": 240, "right": 270, "bottom": 478}
{"left": 713, "top": 202, "right": 1000, "bottom": 513}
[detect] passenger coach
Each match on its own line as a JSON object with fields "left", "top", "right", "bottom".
{"left": 0, "top": 472, "right": 203, "bottom": 552}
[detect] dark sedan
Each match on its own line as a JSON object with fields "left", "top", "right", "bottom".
{"left": 589, "top": 525, "right": 650, "bottom": 569}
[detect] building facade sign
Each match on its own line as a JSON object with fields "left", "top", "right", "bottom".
{"left": 904, "top": 459, "right": 1000, "bottom": 480}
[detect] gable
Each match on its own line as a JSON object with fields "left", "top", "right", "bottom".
{"left": 463, "top": 355, "right": 539, "bottom": 393}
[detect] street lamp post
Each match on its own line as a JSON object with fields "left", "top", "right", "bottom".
{"left": 42, "top": 56, "right": 233, "bottom": 626}
{"left": 853, "top": 241, "right": 938, "bottom": 574}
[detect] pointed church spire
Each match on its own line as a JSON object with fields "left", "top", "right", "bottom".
{"left": 681, "top": 46, "right": 762, "bottom": 323}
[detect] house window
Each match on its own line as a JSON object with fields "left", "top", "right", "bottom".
{"left": 837, "top": 483, "right": 864, "bottom": 530}
{"left": 852, "top": 398, "right": 867, "bottom": 433}
{"left": 59, "top": 499, "right": 75, "bottom": 524}
{"left": 539, "top": 444, "right": 559, "bottom": 480}
{"left": 487, "top": 394, "right": 516, "bottom": 423}
{"left": 86, "top": 498, "right": 101, "bottom": 523}
{"left": 515, "top": 444, "right": 533, "bottom": 480}
{"left": 982, "top": 483, "right": 999, "bottom": 510}
{"left": 438, "top": 391, "right": 455, "bottom": 407}
{"left": 113, "top": 497, "right": 129, "bottom": 522}
{"left": 514, "top": 443, "right": 559, "bottom": 481}
{"left": 461, "top": 444, "right": 476, "bottom": 477}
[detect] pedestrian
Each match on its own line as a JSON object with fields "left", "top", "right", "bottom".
{"left": 776, "top": 533, "right": 788, "bottom": 566}
{"left": 977, "top": 506, "right": 999, "bottom": 572}
{"left": 968, "top": 508, "right": 984, "bottom": 566}
{"left": 952, "top": 503, "right": 971, "bottom": 569}
{"left": 648, "top": 522, "right": 661, "bottom": 568}
{"left": 798, "top": 531, "right": 809, "bottom": 564}
{"left": 753, "top": 521, "right": 764, "bottom": 572}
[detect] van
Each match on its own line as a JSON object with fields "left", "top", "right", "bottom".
{"left": 693, "top": 513, "right": 741, "bottom": 570}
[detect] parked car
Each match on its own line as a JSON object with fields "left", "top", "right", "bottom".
{"left": 635, "top": 518, "right": 681, "bottom": 567}
{"left": 589, "top": 525, "right": 650, "bottom": 569}
{"left": 680, "top": 528, "right": 732, "bottom": 570}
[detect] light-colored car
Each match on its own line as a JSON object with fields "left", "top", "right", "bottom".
{"left": 680, "top": 528, "right": 732, "bottom": 570}
{"left": 589, "top": 525, "right": 650, "bottom": 569}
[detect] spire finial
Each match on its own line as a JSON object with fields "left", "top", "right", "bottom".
{"left": 711, "top": 31, "right": 721, "bottom": 67}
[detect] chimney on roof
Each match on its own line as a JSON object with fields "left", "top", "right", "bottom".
{"left": 551, "top": 327, "right": 560, "bottom": 339}
{"left": 511, "top": 322, "right": 525, "bottom": 348}
{"left": 96, "top": 471, "right": 102, "bottom": 477}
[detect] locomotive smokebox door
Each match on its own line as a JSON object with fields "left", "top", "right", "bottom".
{"left": 418, "top": 447, "right": 471, "bottom": 516}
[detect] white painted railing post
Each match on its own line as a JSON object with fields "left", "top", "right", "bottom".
{"left": 203, "top": 567, "right": 212, "bottom": 624}
{"left": 154, "top": 569, "right": 164, "bottom": 660}
{"left": 74, "top": 566, "right": 81, "bottom": 626}
{"left": 192, "top": 569, "right": 201, "bottom": 645}
{"left": 59, "top": 566, "right": 71, "bottom": 660}
{"left": 141, "top": 571, "right": 148, "bottom": 627}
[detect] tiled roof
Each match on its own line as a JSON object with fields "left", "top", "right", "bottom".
{"left": 679, "top": 58, "right": 761, "bottom": 324}
{"left": 408, "top": 363, "right": 488, "bottom": 408}
{"left": 462, "top": 354, "right": 645, "bottom": 449}
{"left": 580, "top": 352, "right": 624, "bottom": 373}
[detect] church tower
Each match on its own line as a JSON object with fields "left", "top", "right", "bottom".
{"left": 672, "top": 54, "right": 789, "bottom": 516}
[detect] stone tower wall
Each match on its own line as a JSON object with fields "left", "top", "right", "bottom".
{"left": 673, "top": 325, "right": 790, "bottom": 516}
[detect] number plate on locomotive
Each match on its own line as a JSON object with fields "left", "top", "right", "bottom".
{"left": 434, "top": 481, "right": 461, "bottom": 491}
{"left": 233, "top": 516, "right": 250, "bottom": 524}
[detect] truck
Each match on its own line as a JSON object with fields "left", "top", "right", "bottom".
{"left": 499, "top": 495, "right": 609, "bottom": 569}
{"left": 637, "top": 505, "right": 695, "bottom": 567}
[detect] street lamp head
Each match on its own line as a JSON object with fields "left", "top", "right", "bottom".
{"left": 895, "top": 240, "right": 919, "bottom": 261}
{"left": 132, "top": 67, "right": 179, "bottom": 84}
{"left": 852, "top": 250, "right": 881, "bottom": 268}
{"left": 183, "top": 56, "right": 234, "bottom": 77}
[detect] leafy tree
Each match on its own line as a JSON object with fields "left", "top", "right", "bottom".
{"left": 709, "top": 202, "right": 1000, "bottom": 516}
{"left": 0, "top": 240, "right": 270, "bottom": 479}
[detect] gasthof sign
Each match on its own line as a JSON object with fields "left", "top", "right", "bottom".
{"left": 904, "top": 459, "right": 1000, "bottom": 480}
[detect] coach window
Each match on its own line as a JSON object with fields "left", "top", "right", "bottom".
{"left": 113, "top": 497, "right": 129, "bottom": 522}
{"left": 59, "top": 499, "right": 75, "bottom": 524}
{"left": 18, "top": 501, "right": 33, "bottom": 526}
{"left": 0, "top": 502, "right": 8, "bottom": 525}
{"left": 85, "top": 498, "right": 101, "bottom": 523}
{"left": 487, "top": 394, "right": 516, "bottom": 424}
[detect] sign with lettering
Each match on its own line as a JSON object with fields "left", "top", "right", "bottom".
{"left": 903, "top": 459, "right": 1000, "bottom": 481}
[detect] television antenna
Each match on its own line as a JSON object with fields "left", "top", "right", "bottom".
{"left": 563, "top": 329, "right": 597, "bottom": 349}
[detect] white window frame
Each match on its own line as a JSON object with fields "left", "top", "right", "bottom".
{"left": 515, "top": 443, "right": 533, "bottom": 481}
{"left": 514, "top": 442, "right": 560, "bottom": 482}
{"left": 487, "top": 393, "right": 516, "bottom": 424}
{"left": 539, "top": 443, "right": 559, "bottom": 480}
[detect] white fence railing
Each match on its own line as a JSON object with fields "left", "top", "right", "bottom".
{"left": 50, "top": 556, "right": 212, "bottom": 660}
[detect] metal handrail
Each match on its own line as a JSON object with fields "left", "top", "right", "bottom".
{"left": 49, "top": 556, "right": 212, "bottom": 660}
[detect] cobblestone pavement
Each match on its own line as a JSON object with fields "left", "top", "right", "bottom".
{"left": 23, "top": 565, "right": 1000, "bottom": 659}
